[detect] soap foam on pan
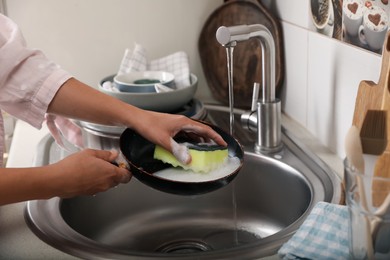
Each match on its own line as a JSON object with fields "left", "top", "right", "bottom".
{"left": 154, "top": 156, "right": 241, "bottom": 182}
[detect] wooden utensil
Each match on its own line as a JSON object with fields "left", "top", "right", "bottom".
{"left": 198, "top": 0, "right": 284, "bottom": 109}
{"left": 352, "top": 31, "right": 390, "bottom": 207}
{"left": 360, "top": 110, "right": 387, "bottom": 155}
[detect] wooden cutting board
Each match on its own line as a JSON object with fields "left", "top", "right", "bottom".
{"left": 198, "top": 0, "right": 284, "bottom": 109}
{"left": 352, "top": 31, "right": 390, "bottom": 207}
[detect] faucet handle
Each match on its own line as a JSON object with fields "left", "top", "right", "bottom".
{"left": 251, "top": 82, "right": 260, "bottom": 112}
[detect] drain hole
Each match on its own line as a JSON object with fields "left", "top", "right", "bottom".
{"left": 156, "top": 240, "right": 213, "bottom": 254}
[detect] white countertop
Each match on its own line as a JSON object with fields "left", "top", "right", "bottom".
{"left": 6, "top": 120, "right": 49, "bottom": 168}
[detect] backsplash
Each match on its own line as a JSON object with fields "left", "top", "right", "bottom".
{"left": 310, "top": 0, "right": 390, "bottom": 54}
{"left": 261, "top": 0, "right": 383, "bottom": 158}
{"left": 311, "top": 0, "right": 343, "bottom": 41}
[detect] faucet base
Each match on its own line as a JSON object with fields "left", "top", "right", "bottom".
{"left": 255, "top": 142, "right": 284, "bottom": 154}
{"left": 257, "top": 99, "right": 282, "bottom": 152}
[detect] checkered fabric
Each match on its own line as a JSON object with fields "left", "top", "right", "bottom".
{"left": 278, "top": 201, "right": 350, "bottom": 260}
{"left": 118, "top": 43, "right": 191, "bottom": 89}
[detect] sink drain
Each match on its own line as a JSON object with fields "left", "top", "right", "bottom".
{"left": 155, "top": 240, "right": 213, "bottom": 254}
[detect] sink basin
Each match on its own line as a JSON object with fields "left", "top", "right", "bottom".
{"left": 25, "top": 105, "right": 342, "bottom": 259}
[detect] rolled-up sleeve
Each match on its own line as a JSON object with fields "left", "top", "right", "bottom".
{"left": 0, "top": 14, "right": 72, "bottom": 129}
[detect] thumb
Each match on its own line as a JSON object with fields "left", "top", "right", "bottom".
{"left": 93, "top": 149, "right": 131, "bottom": 183}
{"left": 109, "top": 149, "right": 129, "bottom": 169}
{"left": 107, "top": 149, "right": 119, "bottom": 162}
{"left": 113, "top": 166, "right": 132, "bottom": 184}
{"left": 108, "top": 150, "right": 132, "bottom": 183}
{"left": 170, "top": 139, "right": 192, "bottom": 165}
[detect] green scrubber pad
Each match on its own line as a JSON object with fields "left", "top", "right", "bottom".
{"left": 154, "top": 143, "right": 228, "bottom": 173}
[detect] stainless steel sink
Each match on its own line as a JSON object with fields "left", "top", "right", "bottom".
{"left": 25, "top": 105, "right": 342, "bottom": 260}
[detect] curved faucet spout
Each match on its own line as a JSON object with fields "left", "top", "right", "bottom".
{"left": 216, "top": 24, "right": 276, "bottom": 102}
{"left": 216, "top": 24, "right": 282, "bottom": 153}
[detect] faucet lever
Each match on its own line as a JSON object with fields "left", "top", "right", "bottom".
{"left": 251, "top": 82, "right": 260, "bottom": 112}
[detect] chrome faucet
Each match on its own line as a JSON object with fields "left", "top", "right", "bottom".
{"left": 216, "top": 24, "right": 282, "bottom": 153}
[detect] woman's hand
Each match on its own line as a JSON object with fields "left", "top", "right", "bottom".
{"left": 134, "top": 111, "right": 227, "bottom": 164}
{"left": 48, "top": 78, "right": 227, "bottom": 165}
{"left": 48, "top": 149, "right": 131, "bottom": 198}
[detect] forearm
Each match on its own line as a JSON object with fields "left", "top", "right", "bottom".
{"left": 47, "top": 78, "right": 145, "bottom": 128}
{"left": 0, "top": 167, "right": 55, "bottom": 205}
{"left": 47, "top": 78, "right": 227, "bottom": 160}
{"left": 0, "top": 149, "right": 131, "bottom": 206}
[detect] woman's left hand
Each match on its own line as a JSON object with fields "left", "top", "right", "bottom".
{"left": 134, "top": 111, "right": 227, "bottom": 164}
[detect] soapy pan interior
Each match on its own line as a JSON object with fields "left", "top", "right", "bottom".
{"left": 119, "top": 121, "right": 244, "bottom": 196}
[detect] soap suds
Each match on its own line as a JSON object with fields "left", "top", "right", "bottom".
{"left": 154, "top": 156, "right": 241, "bottom": 182}
{"left": 171, "top": 139, "right": 190, "bottom": 164}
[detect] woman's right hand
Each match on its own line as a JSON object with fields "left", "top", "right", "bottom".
{"left": 48, "top": 149, "right": 131, "bottom": 198}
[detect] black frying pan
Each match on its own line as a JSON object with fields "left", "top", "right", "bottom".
{"left": 119, "top": 121, "right": 244, "bottom": 196}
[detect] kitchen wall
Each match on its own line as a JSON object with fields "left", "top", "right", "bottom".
{"left": 4, "top": 0, "right": 383, "bottom": 159}
{"left": 261, "top": 0, "right": 382, "bottom": 159}
{"left": 5, "top": 0, "right": 223, "bottom": 103}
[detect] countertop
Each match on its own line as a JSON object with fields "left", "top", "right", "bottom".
{"left": 0, "top": 116, "right": 343, "bottom": 259}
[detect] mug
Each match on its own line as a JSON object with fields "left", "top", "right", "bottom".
{"left": 343, "top": 0, "right": 364, "bottom": 37}
{"left": 311, "top": 0, "right": 334, "bottom": 30}
{"left": 359, "top": 5, "right": 389, "bottom": 51}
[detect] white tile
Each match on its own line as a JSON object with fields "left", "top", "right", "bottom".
{"left": 307, "top": 32, "right": 381, "bottom": 157}
{"left": 280, "top": 22, "right": 308, "bottom": 127}
{"left": 260, "top": 0, "right": 310, "bottom": 29}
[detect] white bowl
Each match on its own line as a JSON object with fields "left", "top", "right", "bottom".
{"left": 99, "top": 74, "right": 198, "bottom": 112}
{"left": 114, "top": 71, "right": 175, "bottom": 93}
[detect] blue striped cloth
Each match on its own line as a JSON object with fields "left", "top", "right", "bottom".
{"left": 278, "top": 201, "right": 350, "bottom": 260}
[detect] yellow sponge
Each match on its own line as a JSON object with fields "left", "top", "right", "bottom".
{"left": 154, "top": 143, "right": 228, "bottom": 173}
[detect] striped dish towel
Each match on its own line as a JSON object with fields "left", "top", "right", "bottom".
{"left": 278, "top": 201, "right": 350, "bottom": 260}
{"left": 118, "top": 43, "right": 190, "bottom": 89}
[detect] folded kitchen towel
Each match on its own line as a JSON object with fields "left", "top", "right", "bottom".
{"left": 117, "top": 43, "right": 191, "bottom": 89}
{"left": 117, "top": 43, "right": 148, "bottom": 74}
{"left": 278, "top": 201, "right": 350, "bottom": 260}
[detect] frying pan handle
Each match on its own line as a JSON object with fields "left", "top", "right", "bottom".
{"left": 111, "top": 151, "right": 130, "bottom": 170}
{"left": 111, "top": 161, "right": 129, "bottom": 169}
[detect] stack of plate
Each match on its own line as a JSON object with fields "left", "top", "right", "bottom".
{"left": 98, "top": 73, "right": 198, "bottom": 113}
